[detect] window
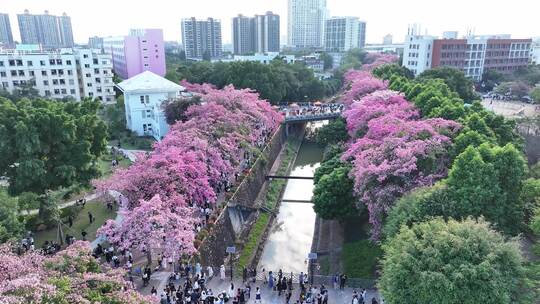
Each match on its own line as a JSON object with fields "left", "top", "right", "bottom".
{"left": 66, "top": 60, "right": 72, "bottom": 65}
{"left": 1, "top": 82, "right": 8, "bottom": 88}
{"left": 18, "top": 70, "right": 24, "bottom": 76}
{"left": 0, "top": 72, "right": 5, "bottom": 77}
{"left": 84, "top": 64, "right": 90, "bottom": 68}
{"left": 16, "top": 60, "right": 23, "bottom": 66}
{"left": 51, "top": 70, "right": 57, "bottom": 75}
{"left": 40, "top": 60, "right": 46, "bottom": 66}
{"left": 95, "top": 77, "right": 101, "bottom": 83}
{"left": 83, "top": 54, "right": 88, "bottom": 58}
{"left": 89, "top": 92, "right": 94, "bottom": 97}
{"left": 140, "top": 95, "right": 145, "bottom": 103}
{"left": 10, "top": 70, "right": 16, "bottom": 76}
{"left": 41, "top": 70, "right": 47, "bottom": 76}
{"left": 50, "top": 59, "right": 56, "bottom": 65}
{"left": 143, "top": 124, "right": 147, "bottom": 132}
{"left": 12, "top": 80, "right": 19, "bottom": 86}
{"left": 94, "top": 68, "right": 100, "bottom": 74}
{"left": 87, "top": 83, "right": 92, "bottom": 87}
{"left": 144, "top": 64, "right": 149, "bottom": 67}
{"left": 67, "top": 70, "right": 73, "bottom": 76}
{"left": 102, "top": 60, "right": 108, "bottom": 64}
{"left": 60, "top": 88, "right": 66, "bottom": 94}
{"left": 29, "top": 71, "right": 35, "bottom": 77}
{"left": 59, "top": 79, "right": 65, "bottom": 85}
{"left": 70, "top": 89, "right": 76, "bottom": 94}
{"left": 43, "top": 80, "right": 49, "bottom": 86}
{"left": 93, "top": 59, "right": 98, "bottom": 64}
{"left": 85, "top": 73, "right": 91, "bottom": 77}
{"left": 54, "top": 89, "right": 60, "bottom": 94}
{"left": 45, "top": 90, "right": 51, "bottom": 96}
{"left": 0, "top": 61, "right": 4, "bottom": 67}
{"left": 52, "top": 79, "right": 59, "bottom": 85}
{"left": 69, "top": 79, "right": 75, "bottom": 85}
{"left": 56, "top": 59, "right": 62, "bottom": 65}
{"left": 145, "top": 95, "right": 149, "bottom": 102}
{"left": 27, "top": 61, "right": 33, "bottom": 66}
{"left": 8, "top": 60, "right": 15, "bottom": 66}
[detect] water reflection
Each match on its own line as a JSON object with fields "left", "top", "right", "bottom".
{"left": 258, "top": 126, "right": 324, "bottom": 273}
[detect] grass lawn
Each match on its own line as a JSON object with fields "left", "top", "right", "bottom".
{"left": 237, "top": 212, "right": 270, "bottom": 271}
{"left": 97, "top": 152, "right": 132, "bottom": 177}
{"left": 342, "top": 240, "right": 382, "bottom": 279}
{"left": 33, "top": 200, "right": 117, "bottom": 248}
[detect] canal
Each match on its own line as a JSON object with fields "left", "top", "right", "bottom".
{"left": 258, "top": 122, "right": 325, "bottom": 274}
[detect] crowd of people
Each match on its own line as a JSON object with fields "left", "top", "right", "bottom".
{"left": 281, "top": 103, "right": 344, "bottom": 119}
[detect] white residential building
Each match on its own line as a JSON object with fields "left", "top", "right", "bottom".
{"left": 117, "top": 71, "right": 185, "bottom": 140}
{"left": 222, "top": 52, "right": 295, "bottom": 64}
{"left": 402, "top": 34, "right": 435, "bottom": 76}
{"left": 531, "top": 42, "right": 540, "bottom": 64}
{"left": 0, "top": 45, "right": 115, "bottom": 102}
{"left": 324, "top": 17, "right": 366, "bottom": 52}
{"left": 287, "top": 0, "right": 327, "bottom": 48}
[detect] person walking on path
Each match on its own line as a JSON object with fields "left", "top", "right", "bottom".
{"left": 255, "top": 287, "right": 262, "bottom": 304}
{"left": 88, "top": 212, "right": 94, "bottom": 224}
{"left": 220, "top": 265, "right": 226, "bottom": 281}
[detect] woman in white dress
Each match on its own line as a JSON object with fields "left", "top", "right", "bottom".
{"left": 220, "top": 265, "right": 226, "bottom": 280}
{"left": 208, "top": 265, "right": 214, "bottom": 279}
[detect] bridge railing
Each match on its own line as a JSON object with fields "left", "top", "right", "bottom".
{"left": 283, "top": 112, "right": 341, "bottom": 122}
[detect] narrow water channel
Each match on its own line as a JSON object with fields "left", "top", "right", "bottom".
{"left": 258, "top": 123, "right": 325, "bottom": 274}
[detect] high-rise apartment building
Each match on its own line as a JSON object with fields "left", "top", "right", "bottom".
{"left": 324, "top": 17, "right": 366, "bottom": 52}
{"left": 181, "top": 18, "right": 222, "bottom": 60}
{"left": 232, "top": 12, "right": 280, "bottom": 55}
{"left": 0, "top": 14, "right": 14, "bottom": 47}
{"left": 287, "top": 0, "right": 327, "bottom": 49}
{"left": 17, "top": 10, "right": 74, "bottom": 49}
{"left": 88, "top": 36, "right": 104, "bottom": 51}
{"left": 103, "top": 29, "right": 166, "bottom": 80}
{"left": 0, "top": 46, "right": 115, "bottom": 102}
{"left": 232, "top": 15, "right": 254, "bottom": 55}
{"left": 402, "top": 30, "right": 532, "bottom": 80}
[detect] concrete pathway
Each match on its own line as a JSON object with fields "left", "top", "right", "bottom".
{"left": 25, "top": 192, "right": 101, "bottom": 216}
{"left": 137, "top": 274, "right": 381, "bottom": 303}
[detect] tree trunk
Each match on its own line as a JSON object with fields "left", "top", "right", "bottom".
{"left": 146, "top": 248, "right": 152, "bottom": 267}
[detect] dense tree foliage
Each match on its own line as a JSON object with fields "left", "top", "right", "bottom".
{"left": 417, "top": 67, "right": 477, "bottom": 101}
{"left": 313, "top": 166, "right": 359, "bottom": 220}
{"left": 495, "top": 81, "right": 532, "bottom": 98}
{"left": 0, "top": 241, "right": 155, "bottom": 303}
{"left": 163, "top": 95, "right": 202, "bottom": 124}
{"left": 165, "top": 60, "right": 339, "bottom": 103}
{"left": 0, "top": 98, "right": 108, "bottom": 195}
{"left": 0, "top": 191, "right": 25, "bottom": 243}
{"left": 314, "top": 117, "right": 349, "bottom": 145}
{"left": 379, "top": 218, "right": 527, "bottom": 304}
{"left": 372, "top": 64, "right": 414, "bottom": 80}
{"left": 100, "top": 95, "right": 126, "bottom": 140}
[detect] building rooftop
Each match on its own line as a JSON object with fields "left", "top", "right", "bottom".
{"left": 117, "top": 71, "right": 184, "bottom": 94}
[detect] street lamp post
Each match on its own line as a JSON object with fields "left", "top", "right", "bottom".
{"left": 226, "top": 246, "right": 236, "bottom": 281}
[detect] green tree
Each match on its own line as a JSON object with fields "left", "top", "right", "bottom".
{"left": 101, "top": 95, "right": 126, "bottom": 140}
{"left": 320, "top": 52, "right": 334, "bottom": 70}
{"left": 446, "top": 144, "right": 527, "bottom": 234}
{"left": 372, "top": 64, "right": 414, "bottom": 80}
{"left": 17, "top": 191, "right": 40, "bottom": 215}
{"left": 312, "top": 166, "right": 359, "bottom": 220}
{"left": 314, "top": 155, "right": 345, "bottom": 184}
{"left": 0, "top": 98, "right": 108, "bottom": 195}
{"left": 495, "top": 81, "right": 531, "bottom": 98}
{"left": 417, "top": 67, "right": 477, "bottom": 101}
{"left": 481, "top": 69, "right": 505, "bottom": 91}
{"left": 0, "top": 191, "right": 25, "bottom": 242}
{"left": 379, "top": 218, "right": 527, "bottom": 304}
{"left": 521, "top": 178, "right": 540, "bottom": 224}
{"left": 163, "top": 95, "right": 202, "bottom": 125}
{"left": 314, "top": 117, "right": 348, "bottom": 145}
{"left": 530, "top": 87, "right": 540, "bottom": 103}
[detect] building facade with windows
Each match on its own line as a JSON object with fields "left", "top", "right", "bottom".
{"left": 403, "top": 31, "right": 532, "bottom": 80}
{"left": 181, "top": 18, "right": 223, "bottom": 60}
{"left": 103, "top": 29, "right": 166, "bottom": 80}
{"left": 324, "top": 17, "right": 366, "bottom": 52}
{"left": 17, "top": 10, "right": 74, "bottom": 49}
{"left": 232, "top": 12, "right": 280, "bottom": 55}
{"left": 117, "top": 71, "right": 185, "bottom": 140}
{"left": 287, "top": 0, "right": 327, "bottom": 49}
{"left": 0, "top": 45, "right": 115, "bottom": 102}
{"left": 0, "top": 13, "right": 14, "bottom": 47}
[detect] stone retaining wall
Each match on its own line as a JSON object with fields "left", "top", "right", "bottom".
{"left": 198, "top": 126, "right": 286, "bottom": 267}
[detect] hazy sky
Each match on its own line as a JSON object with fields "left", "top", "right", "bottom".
{"left": 2, "top": 0, "right": 539, "bottom": 45}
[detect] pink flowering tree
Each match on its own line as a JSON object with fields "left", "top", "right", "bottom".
{"left": 98, "top": 195, "right": 196, "bottom": 265}
{"left": 340, "top": 70, "right": 460, "bottom": 240}
{"left": 0, "top": 241, "right": 156, "bottom": 303}
{"left": 95, "top": 83, "right": 282, "bottom": 262}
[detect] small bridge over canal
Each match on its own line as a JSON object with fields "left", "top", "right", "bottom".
{"left": 279, "top": 102, "right": 343, "bottom": 124}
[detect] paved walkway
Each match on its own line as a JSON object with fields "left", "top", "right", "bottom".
{"left": 25, "top": 192, "right": 101, "bottom": 216}
{"left": 138, "top": 274, "right": 381, "bottom": 303}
